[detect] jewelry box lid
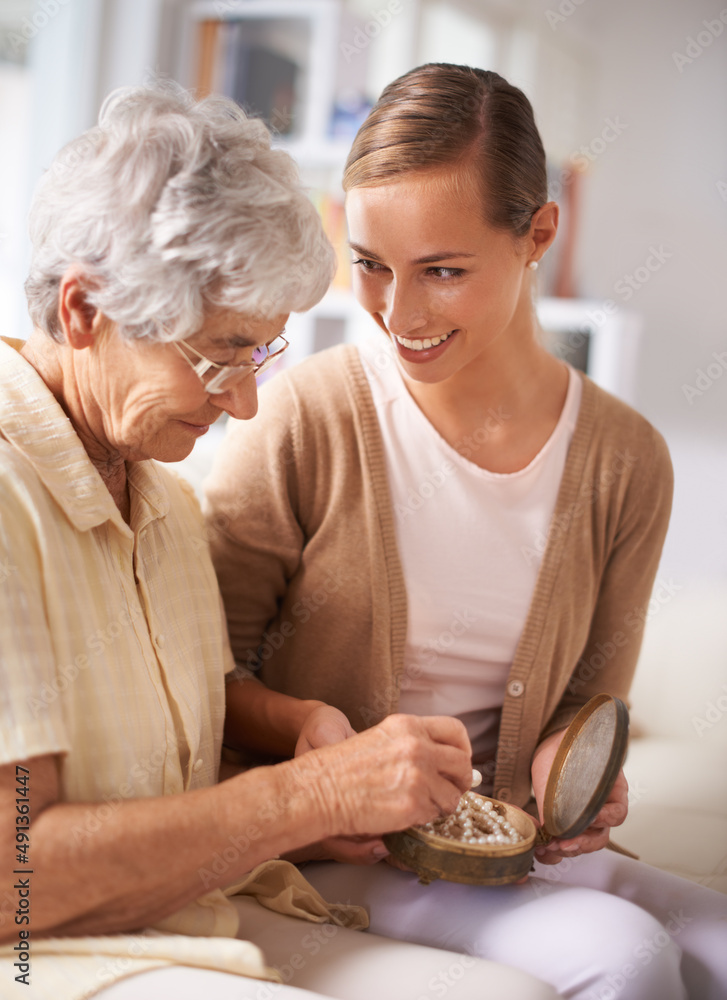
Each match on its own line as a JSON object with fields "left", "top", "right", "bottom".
{"left": 540, "top": 693, "right": 629, "bottom": 842}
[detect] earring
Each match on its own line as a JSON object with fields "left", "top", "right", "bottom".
{"left": 527, "top": 260, "right": 539, "bottom": 271}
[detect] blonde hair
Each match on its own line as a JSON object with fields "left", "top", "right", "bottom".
{"left": 26, "top": 82, "right": 335, "bottom": 342}
{"left": 344, "top": 63, "right": 547, "bottom": 239}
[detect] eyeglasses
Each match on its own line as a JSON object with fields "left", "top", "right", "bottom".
{"left": 173, "top": 332, "right": 288, "bottom": 394}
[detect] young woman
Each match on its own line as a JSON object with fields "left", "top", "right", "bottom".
{"left": 205, "top": 65, "right": 727, "bottom": 999}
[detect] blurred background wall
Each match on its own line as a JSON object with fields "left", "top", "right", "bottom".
{"left": 1, "top": 0, "right": 725, "bottom": 593}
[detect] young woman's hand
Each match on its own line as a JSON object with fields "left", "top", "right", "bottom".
{"left": 534, "top": 769, "right": 629, "bottom": 864}
{"left": 295, "top": 703, "right": 357, "bottom": 756}
{"left": 531, "top": 728, "right": 629, "bottom": 864}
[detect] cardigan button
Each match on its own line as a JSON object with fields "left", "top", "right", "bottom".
{"left": 507, "top": 680, "right": 525, "bottom": 697}
{"left": 497, "top": 787, "right": 511, "bottom": 801}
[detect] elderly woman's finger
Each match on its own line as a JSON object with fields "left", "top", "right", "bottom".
{"left": 377, "top": 714, "right": 473, "bottom": 790}
{"left": 411, "top": 714, "right": 473, "bottom": 753}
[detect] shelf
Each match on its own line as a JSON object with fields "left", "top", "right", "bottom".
{"left": 189, "top": 0, "right": 339, "bottom": 154}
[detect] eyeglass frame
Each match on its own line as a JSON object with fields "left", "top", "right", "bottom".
{"left": 172, "top": 332, "right": 289, "bottom": 394}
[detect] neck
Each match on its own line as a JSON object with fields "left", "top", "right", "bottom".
{"left": 21, "top": 329, "right": 130, "bottom": 521}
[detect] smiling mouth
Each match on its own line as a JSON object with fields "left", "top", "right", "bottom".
{"left": 394, "top": 330, "right": 456, "bottom": 352}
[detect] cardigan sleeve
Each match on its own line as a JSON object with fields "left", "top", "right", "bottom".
{"left": 541, "top": 425, "right": 674, "bottom": 739}
{"left": 203, "top": 373, "right": 306, "bottom": 675}
{"left": 202, "top": 346, "right": 404, "bottom": 732}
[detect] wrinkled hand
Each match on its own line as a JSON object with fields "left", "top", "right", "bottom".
{"left": 295, "top": 705, "right": 388, "bottom": 864}
{"left": 531, "top": 729, "right": 629, "bottom": 865}
{"left": 290, "top": 714, "right": 472, "bottom": 843}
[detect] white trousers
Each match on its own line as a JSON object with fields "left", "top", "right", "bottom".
{"left": 97, "top": 918, "right": 559, "bottom": 1000}
{"left": 300, "top": 851, "right": 727, "bottom": 1000}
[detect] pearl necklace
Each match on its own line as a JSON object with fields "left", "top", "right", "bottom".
{"left": 421, "top": 791, "right": 524, "bottom": 846}
{"left": 418, "top": 771, "right": 524, "bottom": 846}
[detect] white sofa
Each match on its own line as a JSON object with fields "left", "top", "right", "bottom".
{"left": 618, "top": 584, "right": 727, "bottom": 894}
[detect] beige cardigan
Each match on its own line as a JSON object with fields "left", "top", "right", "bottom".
{"left": 205, "top": 344, "right": 673, "bottom": 808}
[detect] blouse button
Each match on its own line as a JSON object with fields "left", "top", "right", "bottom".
{"left": 193, "top": 759, "right": 204, "bottom": 773}
{"left": 156, "top": 634, "right": 166, "bottom": 648}
{"left": 507, "top": 680, "right": 525, "bottom": 697}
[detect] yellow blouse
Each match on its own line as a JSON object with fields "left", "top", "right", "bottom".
{"left": 0, "top": 339, "right": 360, "bottom": 998}
{"left": 0, "top": 337, "right": 230, "bottom": 799}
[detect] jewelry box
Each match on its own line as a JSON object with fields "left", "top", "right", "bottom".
{"left": 383, "top": 693, "right": 629, "bottom": 886}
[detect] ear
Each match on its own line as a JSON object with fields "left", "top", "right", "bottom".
{"left": 57, "top": 266, "right": 102, "bottom": 349}
{"left": 527, "top": 201, "right": 559, "bottom": 263}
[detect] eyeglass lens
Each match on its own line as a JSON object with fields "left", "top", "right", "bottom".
{"left": 205, "top": 335, "right": 287, "bottom": 392}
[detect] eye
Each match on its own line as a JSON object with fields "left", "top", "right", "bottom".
{"left": 351, "top": 257, "right": 386, "bottom": 272}
{"left": 427, "top": 266, "right": 465, "bottom": 279}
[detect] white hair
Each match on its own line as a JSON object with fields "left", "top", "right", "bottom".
{"left": 25, "top": 81, "right": 336, "bottom": 342}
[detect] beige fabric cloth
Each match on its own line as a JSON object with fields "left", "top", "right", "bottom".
{"left": 0, "top": 862, "right": 369, "bottom": 1000}
{"left": 0, "top": 933, "right": 277, "bottom": 1000}
{"left": 149, "top": 860, "right": 368, "bottom": 939}
{"left": 224, "top": 860, "right": 368, "bottom": 930}
{"left": 205, "top": 342, "right": 674, "bottom": 808}
{"left": 0, "top": 339, "right": 366, "bottom": 999}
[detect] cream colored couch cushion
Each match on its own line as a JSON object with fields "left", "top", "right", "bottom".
{"left": 619, "top": 585, "right": 727, "bottom": 892}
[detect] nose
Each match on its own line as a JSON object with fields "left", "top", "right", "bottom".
{"left": 380, "top": 279, "right": 428, "bottom": 339}
{"left": 210, "top": 374, "right": 259, "bottom": 420}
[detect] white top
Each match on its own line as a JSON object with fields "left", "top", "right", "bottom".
{"left": 359, "top": 336, "right": 582, "bottom": 770}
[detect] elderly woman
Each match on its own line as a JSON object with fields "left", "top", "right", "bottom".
{"left": 0, "top": 85, "right": 560, "bottom": 1000}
